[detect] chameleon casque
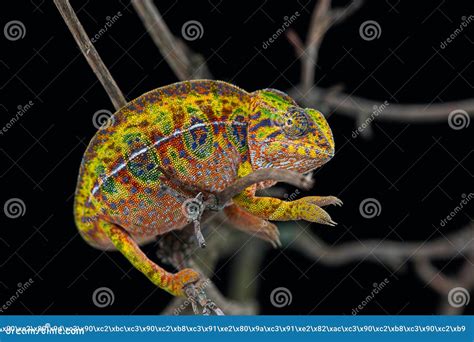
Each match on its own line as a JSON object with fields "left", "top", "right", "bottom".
{"left": 74, "top": 80, "right": 342, "bottom": 298}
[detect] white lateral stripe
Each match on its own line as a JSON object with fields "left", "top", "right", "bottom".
{"left": 90, "top": 121, "right": 247, "bottom": 196}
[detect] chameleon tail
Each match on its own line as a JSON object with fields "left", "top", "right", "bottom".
{"left": 98, "top": 219, "right": 200, "bottom": 297}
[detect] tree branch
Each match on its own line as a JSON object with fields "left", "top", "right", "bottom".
{"left": 290, "top": 87, "right": 474, "bottom": 122}
{"left": 416, "top": 252, "right": 474, "bottom": 315}
{"left": 53, "top": 0, "right": 127, "bottom": 110}
{"left": 288, "top": 0, "right": 474, "bottom": 123}
{"left": 299, "top": 0, "right": 362, "bottom": 93}
{"left": 301, "top": 0, "right": 331, "bottom": 93}
{"left": 228, "top": 239, "right": 269, "bottom": 302}
{"left": 132, "top": 0, "right": 212, "bottom": 80}
{"left": 132, "top": 0, "right": 191, "bottom": 80}
{"left": 161, "top": 254, "right": 257, "bottom": 315}
{"left": 413, "top": 257, "right": 456, "bottom": 295}
{"left": 286, "top": 223, "right": 473, "bottom": 267}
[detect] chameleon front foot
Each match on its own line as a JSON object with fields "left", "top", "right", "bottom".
{"left": 292, "top": 196, "right": 337, "bottom": 227}
{"left": 284, "top": 197, "right": 339, "bottom": 226}
{"left": 299, "top": 196, "right": 343, "bottom": 226}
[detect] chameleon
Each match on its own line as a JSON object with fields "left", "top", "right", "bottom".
{"left": 74, "top": 80, "right": 342, "bottom": 298}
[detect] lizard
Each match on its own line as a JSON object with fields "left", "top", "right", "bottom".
{"left": 74, "top": 79, "right": 342, "bottom": 298}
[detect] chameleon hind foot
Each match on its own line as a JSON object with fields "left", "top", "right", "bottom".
{"left": 170, "top": 268, "right": 201, "bottom": 297}
{"left": 224, "top": 204, "right": 281, "bottom": 248}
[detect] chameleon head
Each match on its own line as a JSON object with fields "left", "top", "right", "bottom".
{"left": 247, "top": 89, "right": 335, "bottom": 173}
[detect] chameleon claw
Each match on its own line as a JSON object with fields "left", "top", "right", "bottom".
{"left": 271, "top": 237, "right": 282, "bottom": 249}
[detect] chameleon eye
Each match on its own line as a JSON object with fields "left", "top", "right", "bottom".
{"left": 281, "top": 107, "right": 310, "bottom": 139}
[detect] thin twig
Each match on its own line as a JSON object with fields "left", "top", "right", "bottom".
{"left": 331, "top": 0, "right": 364, "bottom": 24}
{"left": 287, "top": 223, "right": 473, "bottom": 266}
{"left": 301, "top": 0, "right": 331, "bottom": 93}
{"left": 436, "top": 253, "right": 474, "bottom": 315}
{"left": 53, "top": 0, "right": 127, "bottom": 110}
{"left": 132, "top": 0, "right": 191, "bottom": 80}
{"left": 132, "top": 0, "right": 212, "bottom": 80}
{"left": 286, "top": 29, "right": 305, "bottom": 58}
{"left": 290, "top": 87, "right": 474, "bottom": 121}
{"left": 290, "top": 0, "right": 474, "bottom": 122}
{"left": 413, "top": 257, "right": 456, "bottom": 295}
{"left": 300, "top": 0, "right": 363, "bottom": 93}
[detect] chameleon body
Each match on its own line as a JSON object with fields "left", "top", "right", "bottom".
{"left": 74, "top": 80, "right": 341, "bottom": 297}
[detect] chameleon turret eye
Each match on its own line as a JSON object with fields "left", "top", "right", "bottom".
{"left": 281, "top": 107, "right": 311, "bottom": 139}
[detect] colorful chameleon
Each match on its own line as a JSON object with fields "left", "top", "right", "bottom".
{"left": 74, "top": 80, "right": 342, "bottom": 298}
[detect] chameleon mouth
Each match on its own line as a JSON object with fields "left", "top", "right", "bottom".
{"left": 300, "top": 149, "right": 334, "bottom": 174}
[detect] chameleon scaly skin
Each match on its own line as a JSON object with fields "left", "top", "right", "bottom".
{"left": 74, "top": 80, "right": 341, "bottom": 297}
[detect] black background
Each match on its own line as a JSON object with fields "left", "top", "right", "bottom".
{"left": 0, "top": 0, "right": 473, "bottom": 315}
